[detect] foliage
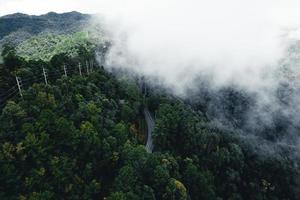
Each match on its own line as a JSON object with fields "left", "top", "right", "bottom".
{"left": 0, "top": 12, "right": 90, "bottom": 46}
{"left": 0, "top": 45, "right": 299, "bottom": 200}
{"left": 16, "top": 32, "right": 96, "bottom": 61}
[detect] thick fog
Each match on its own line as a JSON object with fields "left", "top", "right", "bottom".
{"left": 91, "top": 0, "right": 300, "bottom": 158}
{"left": 92, "top": 0, "right": 300, "bottom": 90}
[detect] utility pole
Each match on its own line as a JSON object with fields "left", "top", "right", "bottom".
{"left": 78, "top": 63, "right": 82, "bottom": 76}
{"left": 15, "top": 76, "right": 23, "bottom": 97}
{"left": 90, "top": 60, "right": 94, "bottom": 72}
{"left": 63, "top": 64, "right": 67, "bottom": 77}
{"left": 43, "top": 67, "right": 48, "bottom": 85}
{"left": 86, "top": 61, "right": 90, "bottom": 75}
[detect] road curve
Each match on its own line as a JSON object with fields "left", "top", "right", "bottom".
{"left": 144, "top": 108, "right": 154, "bottom": 153}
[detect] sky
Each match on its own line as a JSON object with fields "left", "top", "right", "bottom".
{"left": 0, "top": 0, "right": 300, "bottom": 21}
{"left": 89, "top": 0, "right": 300, "bottom": 89}
{"left": 0, "top": 0, "right": 127, "bottom": 16}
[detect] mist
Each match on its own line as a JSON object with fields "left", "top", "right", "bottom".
{"left": 92, "top": 0, "right": 299, "bottom": 89}
{"left": 90, "top": 0, "right": 300, "bottom": 157}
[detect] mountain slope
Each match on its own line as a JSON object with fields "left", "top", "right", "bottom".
{"left": 0, "top": 11, "right": 91, "bottom": 46}
{"left": 0, "top": 11, "right": 300, "bottom": 200}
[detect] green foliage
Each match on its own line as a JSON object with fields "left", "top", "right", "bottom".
{"left": 0, "top": 45, "right": 299, "bottom": 200}
{"left": 0, "top": 12, "right": 90, "bottom": 46}
{"left": 16, "top": 32, "right": 95, "bottom": 61}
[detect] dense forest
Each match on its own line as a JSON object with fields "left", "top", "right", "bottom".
{"left": 0, "top": 39, "right": 300, "bottom": 200}
{"left": 0, "top": 12, "right": 90, "bottom": 47}
{"left": 0, "top": 11, "right": 300, "bottom": 200}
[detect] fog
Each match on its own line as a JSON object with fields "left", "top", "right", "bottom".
{"left": 91, "top": 0, "right": 300, "bottom": 91}
{"left": 90, "top": 0, "right": 300, "bottom": 157}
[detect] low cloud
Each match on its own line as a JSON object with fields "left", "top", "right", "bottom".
{"left": 91, "top": 0, "right": 300, "bottom": 158}
{"left": 93, "top": 0, "right": 300, "bottom": 92}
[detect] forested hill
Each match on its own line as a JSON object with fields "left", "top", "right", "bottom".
{"left": 0, "top": 12, "right": 300, "bottom": 200}
{"left": 0, "top": 45, "right": 299, "bottom": 199}
{"left": 0, "top": 12, "right": 91, "bottom": 46}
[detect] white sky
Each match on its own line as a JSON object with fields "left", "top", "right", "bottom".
{"left": 0, "top": 0, "right": 85, "bottom": 16}
{"left": 0, "top": 0, "right": 299, "bottom": 20}
{"left": 1, "top": 0, "right": 300, "bottom": 31}
{"left": 0, "top": 0, "right": 121, "bottom": 16}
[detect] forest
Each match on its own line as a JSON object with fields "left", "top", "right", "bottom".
{"left": 0, "top": 37, "right": 299, "bottom": 200}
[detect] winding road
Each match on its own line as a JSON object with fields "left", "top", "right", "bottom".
{"left": 144, "top": 108, "right": 155, "bottom": 153}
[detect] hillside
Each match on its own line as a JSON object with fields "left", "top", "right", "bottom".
{"left": 0, "top": 11, "right": 91, "bottom": 47}
{"left": 1, "top": 44, "right": 299, "bottom": 200}
{"left": 0, "top": 11, "right": 300, "bottom": 200}
{"left": 16, "top": 32, "right": 92, "bottom": 61}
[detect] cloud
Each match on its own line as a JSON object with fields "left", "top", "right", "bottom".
{"left": 93, "top": 0, "right": 300, "bottom": 93}
{"left": 90, "top": 1, "right": 300, "bottom": 156}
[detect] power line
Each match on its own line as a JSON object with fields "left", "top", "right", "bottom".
{"left": 21, "top": 75, "right": 43, "bottom": 83}
{"left": 0, "top": 62, "right": 93, "bottom": 107}
{"left": 0, "top": 88, "right": 19, "bottom": 101}
{"left": 0, "top": 85, "right": 17, "bottom": 97}
{"left": 0, "top": 89, "right": 19, "bottom": 107}
{"left": 21, "top": 75, "right": 44, "bottom": 84}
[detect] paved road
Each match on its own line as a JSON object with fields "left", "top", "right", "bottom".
{"left": 144, "top": 108, "right": 154, "bottom": 153}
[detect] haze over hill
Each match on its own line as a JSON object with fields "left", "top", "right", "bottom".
{"left": 85, "top": 1, "right": 300, "bottom": 160}
{"left": 2, "top": 9, "right": 300, "bottom": 157}
{"left": 1, "top": 5, "right": 300, "bottom": 199}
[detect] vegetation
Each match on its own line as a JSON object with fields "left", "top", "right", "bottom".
{"left": 17, "top": 32, "right": 95, "bottom": 61}
{"left": 0, "top": 44, "right": 299, "bottom": 200}
{"left": 0, "top": 12, "right": 90, "bottom": 47}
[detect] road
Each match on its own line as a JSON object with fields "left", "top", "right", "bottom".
{"left": 144, "top": 108, "right": 154, "bottom": 153}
